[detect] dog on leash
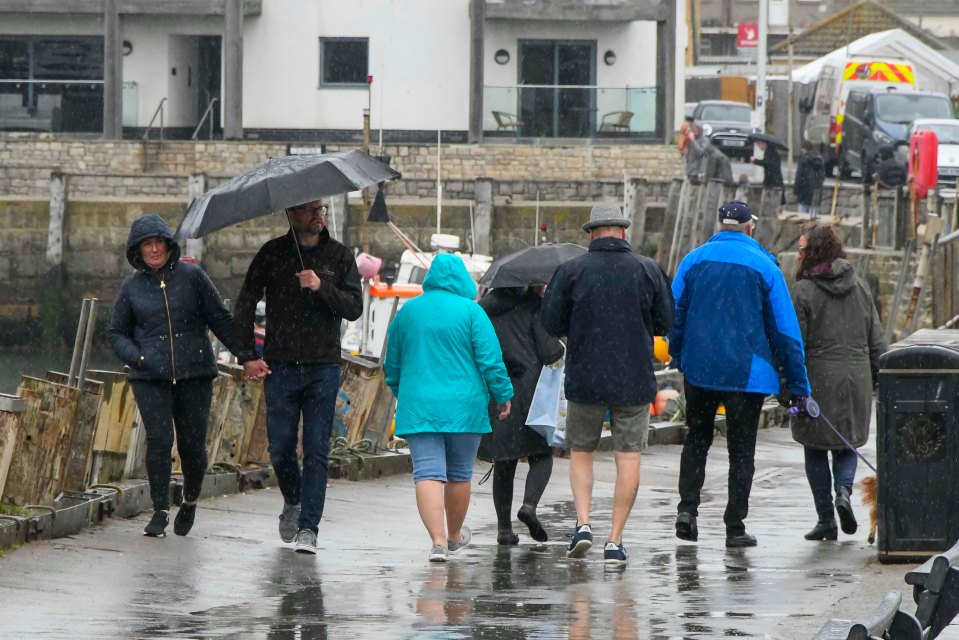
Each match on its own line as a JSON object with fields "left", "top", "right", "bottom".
{"left": 860, "top": 475, "right": 878, "bottom": 544}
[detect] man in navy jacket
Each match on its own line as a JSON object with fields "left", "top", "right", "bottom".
{"left": 542, "top": 204, "right": 673, "bottom": 565}
{"left": 669, "top": 200, "right": 809, "bottom": 548}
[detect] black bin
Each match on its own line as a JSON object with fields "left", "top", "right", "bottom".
{"left": 877, "top": 336, "right": 959, "bottom": 564}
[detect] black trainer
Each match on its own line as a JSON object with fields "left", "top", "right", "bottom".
{"left": 174, "top": 503, "right": 197, "bottom": 536}
{"left": 726, "top": 532, "right": 758, "bottom": 548}
{"left": 144, "top": 510, "right": 168, "bottom": 537}
{"left": 676, "top": 512, "right": 698, "bottom": 542}
{"left": 518, "top": 505, "right": 548, "bottom": 543}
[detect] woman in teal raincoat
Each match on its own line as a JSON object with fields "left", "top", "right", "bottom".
{"left": 385, "top": 254, "right": 513, "bottom": 563}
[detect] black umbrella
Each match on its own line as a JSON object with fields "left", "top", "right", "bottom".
{"left": 749, "top": 132, "right": 788, "bottom": 151}
{"left": 175, "top": 149, "right": 400, "bottom": 241}
{"left": 478, "top": 243, "right": 587, "bottom": 288}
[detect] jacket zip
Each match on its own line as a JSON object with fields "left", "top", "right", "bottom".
{"left": 158, "top": 275, "right": 177, "bottom": 384}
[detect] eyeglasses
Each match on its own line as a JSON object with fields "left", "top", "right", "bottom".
{"left": 290, "top": 205, "right": 326, "bottom": 216}
{"left": 798, "top": 246, "right": 807, "bottom": 255}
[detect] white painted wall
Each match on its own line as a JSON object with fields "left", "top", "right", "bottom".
{"left": 243, "top": 0, "right": 472, "bottom": 132}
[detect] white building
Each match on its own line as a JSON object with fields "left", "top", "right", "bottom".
{"left": 0, "top": 0, "right": 684, "bottom": 142}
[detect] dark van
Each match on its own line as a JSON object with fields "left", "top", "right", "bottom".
{"left": 839, "top": 89, "right": 954, "bottom": 177}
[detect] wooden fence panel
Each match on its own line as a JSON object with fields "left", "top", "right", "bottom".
{"left": 0, "top": 394, "right": 23, "bottom": 502}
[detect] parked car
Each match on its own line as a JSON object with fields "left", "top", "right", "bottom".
{"left": 692, "top": 100, "right": 754, "bottom": 160}
{"left": 909, "top": 118, "right": 959, "bottom": 188}
{"left": 839, "top": 89, "right": 953, "bottom": 178}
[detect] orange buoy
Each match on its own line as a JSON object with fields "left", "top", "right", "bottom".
{"left": 653, "top": 336, "right": 670, "bottom": 363}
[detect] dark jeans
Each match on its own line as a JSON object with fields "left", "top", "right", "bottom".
{"left": 678, "top": 381, "right": 766, "bottom": 536}
{"left": 131, "top": 377, "right": 214, "bottom": 512}
{"left": 264, "top": 362, "right": 340, "bottom": 533}
{"left": 804, "top": 447, "right": 858, "bottom": 518}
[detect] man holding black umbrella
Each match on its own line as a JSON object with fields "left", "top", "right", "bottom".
{"left": 234, "top": 199, "right": 363, "bottom": 555}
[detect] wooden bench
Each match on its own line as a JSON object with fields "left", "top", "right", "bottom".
{"left": 492, "top": 110, "right": 523, "bottom": 134}
{"left": 812, "top": 591, "right": 922, "bottom": 640}
{"left": 904, "top": 541, "right": 959, "bottom": 639}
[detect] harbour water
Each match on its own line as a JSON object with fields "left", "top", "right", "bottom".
{"left": 0, "top": 348, "right": 117, "bottom": 395}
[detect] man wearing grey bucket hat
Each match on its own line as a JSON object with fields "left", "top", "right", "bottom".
{"left": 542, "top": 203, "right": 673, "bottom": 565}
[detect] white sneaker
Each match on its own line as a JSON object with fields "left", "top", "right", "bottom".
{"left": 448, "top": 526, "right": 472, "bottom": 554}
{"left": 293, "top": 528, "right": 318, "bottom": 554}
{"left": 429, "top": 544, "right": 448, "bottom": 563}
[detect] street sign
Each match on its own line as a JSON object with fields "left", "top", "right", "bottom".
{"left": 737, "top": 23, "right": 758, "bottom": 48}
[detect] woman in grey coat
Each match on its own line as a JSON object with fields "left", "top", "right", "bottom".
{"left": 790, "top": 222, "right": 886, "bottom": 541}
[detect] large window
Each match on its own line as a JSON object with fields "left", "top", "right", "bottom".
{"left": 0, "top": 36, "right": 103, "bottom": 133}
{"left": 320, "top": 38, "right": 368, "bottom": 87}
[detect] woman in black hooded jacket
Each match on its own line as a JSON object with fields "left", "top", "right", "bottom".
{"left": 478, "top": 286, "right": 565, "bottom": 545}
{"left": 109, "top": 214, "right": 242, "bottom": 537}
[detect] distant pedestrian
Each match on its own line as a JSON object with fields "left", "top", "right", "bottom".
{"left": 385, "top": 254, "right": 513, "bottom": 563}
{"left": 678, "top": 115, "right": 695, "bottom": 155}
{"left": 478, "top": 285, "right": 565, "bottom": 546}
{"left": 109, "top": 214, "right": 242, "bottom": 538}
{"left": 790, "top": 222, "right": 886, "bottom": 541}
{"left": 684, "top": 126, "right": 707, "bottom": 183}
{"left": 542, "top": 204, "right": 674, "bottom": 565}
{"left": 669, "top": 200, "right": 809, "bottom": 548}
{"left": 871, "top": 144, "right": 908, "bottom": 190}
{"left": 794, "top": 141, "right": 825, "bottom": 215}
{"left": 750, "top": 140, "right": 784, "bottom": 189}
{"left": 233, "top": 199, "right": 363, "bottom": 555}
{"left": 704, "top": 143, "right": 735, "bottom": 186}
{"left": 735, "top": 173, "right": 751, "bottom": 202}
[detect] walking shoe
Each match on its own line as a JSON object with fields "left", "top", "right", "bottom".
{"left": 604, "top": 541, "right": 629, "bottom": 565}
{"left": 675, "top": 512, "right": 698, "bottom": 542}
{"left": 278, "top": 502, "right": 300, "bottom": 543}
{"left": 518, "top": 505, "right": 548, "bottom": 542}
{"left": 173, "top": 503, "right": 196, "bottom": 536}
{"left": 835, "top": 486, "right": 858, "bottom": 535}
{"left": 804, "top": 519, "right": 838, "bottom": 541}
{"left": 143, "top": 510, "right": 168, "bottom": 537}
{"left": 293, "top": 529, "right": 318, "bottom": 554}
{"left": 497, "top": 530, "right": 519, "bottom": 546}
{"left": 448, "top": 526, "right": 472, "bottom": 554}
{"left": 566, "top": 524, "right": 592, "bottom": 558}
{"left": 725, "top": 532, "right": 758, "bottom": 548}
{"left": 429, "top": 544, "right": 448, "bottom": 563}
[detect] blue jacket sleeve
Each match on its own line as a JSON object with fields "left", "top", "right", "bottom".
{"left": 667, "top": 259, "right": 691, "bottom": 367}
{"left": 470, "top": 306, "right": 514, "bottom": 404}
{"left": 384, "top": 312, "right": 404, "bottom": 397}
{"left": 764, "top": 270, "right": 810, "bottom": 396}
{"left": 541, "top": 265, "right": 572, "bottom": 338}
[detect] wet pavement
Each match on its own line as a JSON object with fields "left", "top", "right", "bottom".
{"left": 0, "top": 427, "right": 947, "bottom": 639}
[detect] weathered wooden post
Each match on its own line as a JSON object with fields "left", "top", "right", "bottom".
{"left": 474, "top": 178, "right": 493, "bottom": 256}
{"left": 185, "top": 173, "right": 206, "bottom": 262}
{"left": 624, "top": 177, "right": 647, "bottom": 252}
{"left": 0, "top": 393, "right": 24, "bottom": 502}
{"left": 41, "top": 171, "right": 68, "bottom": 345}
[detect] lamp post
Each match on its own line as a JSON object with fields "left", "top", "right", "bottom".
{"left": 754, "top": 0, "right": 768, "bottom": 132}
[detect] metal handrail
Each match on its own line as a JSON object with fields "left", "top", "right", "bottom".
{"left": 191, "top": 97, "right": 218, "bottom": 140}
{"left": 142, "top": 97, "right": 167, "bottom": 141}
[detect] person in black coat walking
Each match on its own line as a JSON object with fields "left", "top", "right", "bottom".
{"left": 478, "top": 286, "right": 565, "bottom": 545}
{"left": 751, "top": 140, "right": 784, "bottom": 189}
{"left": 542, "top": 204, "right": 673, "bottom": 564}
{"left": 794, "top": 142, "right": 825, "bottom": 215}
{"left": 109, "top": 214, "right": 242, "bottom": 538}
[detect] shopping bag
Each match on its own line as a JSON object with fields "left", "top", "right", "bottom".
{"left": 526, "top": 365, "right": 566, "bottom": 447}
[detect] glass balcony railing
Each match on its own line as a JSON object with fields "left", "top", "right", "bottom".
{"left": 485, "top": 85, "right": 656, "bottom": 138}
{"left": 0, "top": 80, "right": 104, "bottom": 133}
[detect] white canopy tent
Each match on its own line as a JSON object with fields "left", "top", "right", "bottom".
{"left": 791, "top": 29, "right": 959, "bottom": 97}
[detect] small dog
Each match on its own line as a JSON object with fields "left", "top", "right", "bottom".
{"left": 860, "top": 475, "right": 878, "bottom": 544}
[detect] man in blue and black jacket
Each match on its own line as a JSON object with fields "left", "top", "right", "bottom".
{"left": 669, "top": 200, "right": 809, "bottom": 548}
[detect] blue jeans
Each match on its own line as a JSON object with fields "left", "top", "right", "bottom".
{"left": 264, "top": 362, "right": 340, "bottom": 532}
{"left": 804, "top": 447, "right": 858, "bottom": 518}
{"left": 406, "top": 433, "right": 482, "bottom": 483}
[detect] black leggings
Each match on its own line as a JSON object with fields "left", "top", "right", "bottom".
{"left": 131, "top": 377, "right": 213, "bottom": 511}
{"left": 492, "top": 454, "right": 553, "bottom": 531}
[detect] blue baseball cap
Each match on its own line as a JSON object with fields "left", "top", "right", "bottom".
{"left": 718, "top": 200, "right": 758, "bottom": 225}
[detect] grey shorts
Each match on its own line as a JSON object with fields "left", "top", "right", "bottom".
{"left": 566, "top": 401, "right": 650, "bottom": 452}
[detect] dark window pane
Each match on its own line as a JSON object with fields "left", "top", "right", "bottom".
{"left": 33, "top": 37, "right": 103, "bottom": 80}
{"left": 322, "top": 38, "right": 367, "bottom": 85}
{"left": 0, "top": 40, "right": 29, "bottom": 79}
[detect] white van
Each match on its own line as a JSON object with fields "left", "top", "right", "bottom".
{"left": 802, "top": 58, "right": 916, "bottom": 172}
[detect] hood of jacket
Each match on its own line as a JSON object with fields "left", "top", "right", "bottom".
{"left": 125, "top": 214, "right": 180, "bottom": 270}
{"left": 806, "top": 258, "right": 857, "bottom": 297}
{"left": 423, "top": 253, "right": 477, "bottom": 299}
{"left": 480, "top": 287, "right": 531, "bottom": 317}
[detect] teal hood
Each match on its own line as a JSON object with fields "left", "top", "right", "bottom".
{"left": 423, "top": 254, "right": 477, "bottom": 299}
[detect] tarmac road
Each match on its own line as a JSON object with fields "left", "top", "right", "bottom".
{"left": 0, "top": 426, "right": 952, "bottom": 639}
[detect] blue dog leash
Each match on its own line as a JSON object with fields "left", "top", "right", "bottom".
{"left": 790, "top": 397, "right": 879, "bottom": 475}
